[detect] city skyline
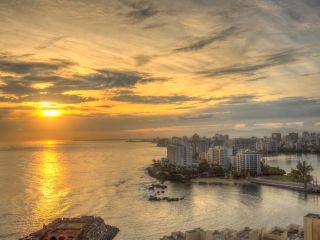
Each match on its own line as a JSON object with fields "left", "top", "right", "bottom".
{"left": 1, "top": 0, "right": 320, "bottom": 141}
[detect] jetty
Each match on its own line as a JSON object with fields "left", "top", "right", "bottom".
{"left": 249, "top": 177, "right": 320, "bottom": 193}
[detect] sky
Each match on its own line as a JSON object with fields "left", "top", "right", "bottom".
{"left": 0, "top": 0, "right": 320, "bottom": 140}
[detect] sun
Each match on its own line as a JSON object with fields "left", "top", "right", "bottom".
{"left": 37, "top": 102, "right": 62, "bottom": 118}
{"left": 42, "top": 109, "right": 62, "bottom": 117}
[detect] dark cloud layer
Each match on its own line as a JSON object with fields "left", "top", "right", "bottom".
{"left": 179, "top": 113, "right": 215, "bottom": 120}
{"left": 121, "top": 0, "right": 159, "bottom": 23}
{"left": 22, "top": 93, "right": 97, "bottom": 104}
{"left": 174, "top": 27, "right": 238, "bottom": 52}
{"left": 0, "top": 57, "right": 73, "bottom": 75}
{"left": 199, "top": 49, "right": 301, "bottom": 77}
{"left": 110, "top": 94, "right": 201, "bottom": 104}
{"left": 0, "top": 55, "right": 166, "bottom": 104}
{"left": 194, "top": 97, "right": 320, "bottom": 121}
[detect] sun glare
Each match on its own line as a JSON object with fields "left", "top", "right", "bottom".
{"left": 37, "top": 102, "right": 63, "bottom": 118}
{"left": 42, "top": 109, "right": 61, "bottom": 117}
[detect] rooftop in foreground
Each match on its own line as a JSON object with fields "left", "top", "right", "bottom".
{"left": 20, "top": 216, "right": 119, "bottom": 240}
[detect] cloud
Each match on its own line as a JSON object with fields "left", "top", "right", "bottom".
{"left": 21, "top": 93, "right": 97, "bottom": 104}
{"left": 133, "top": 26, "right": 239, "bottom": 66}
{"left": 174, "top": 27, "right": 238, "bottom": 52}
{"left": 0, "top": 78, "right": 38, "bottom": 95}
{"left": 0, "top": 96, "right": 18, "bottom": 102}
{"left": 121, "top": 0, "right": 159, "bottom": 23}
{"left": 198, "top": 49, "right": 301, "bottom": 77}
{"left": 0, "top": 54, "right": 167, "bottom": 104}
{"left": 200, "top": 96, "right": 320, "bottom": 120}
{"left": 286, "top": 121, "right": 304, "bottom": 127}
{"left": 0, "top": 57, "right": 73, "bottom": 75}
{"left": 133, "top": 54, "right": 158, "bottom": 66}
{"left": 179, "top": 113, "right": 214, "bottom": 120}
{"left": 143, "top": 22, "right": 166, "bottom": 30}
{"left": 223, "top": 95, "right": 257, "bottom": 104}
{"left": 110, "top": 93, "right": 256, "bottom": 107}
{"left": 125, "top": 127, "right": 175, "bottom": 133}
{"left": 110, "top": 94, "right": 202, "bottom": 104}
{"left": 35, "top": 36, "right": 66, "bottom": 50}
{"left": 253, "top": 122, "right": 284, "bottom": 129}
{"left": 45, "top": 70, "right": 166, "bottom": 93}
{"left": 233, "top": 123, "right": 246, "bottom": 129}
{"left": 246, "top": 76, "right": 267, "bottom": 82}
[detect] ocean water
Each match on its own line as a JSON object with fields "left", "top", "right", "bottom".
{"left": 0, "top": 141, "right": 320, "bottom": 240}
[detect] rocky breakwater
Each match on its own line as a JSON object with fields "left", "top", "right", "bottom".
{"left": 147, "top": 183, "right": 185, "bottom": 202}
{"left": 148, "top": 195, "right": 185, "bottom": 202}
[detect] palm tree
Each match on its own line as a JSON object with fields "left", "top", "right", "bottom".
{"left": 296, "top": 160, "right": 313, "bottom": 190}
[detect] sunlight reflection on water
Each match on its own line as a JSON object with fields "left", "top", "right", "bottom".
{"left": 0, "top": 141, "right": 320, "bottom": 240}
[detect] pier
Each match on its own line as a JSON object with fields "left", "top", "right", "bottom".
{"left": 249, "top": 177, "right": 320, "bottom": 193}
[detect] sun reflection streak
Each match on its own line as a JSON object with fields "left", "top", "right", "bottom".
{"left": 33, "top": 149, "right": 70, "bottom": 220}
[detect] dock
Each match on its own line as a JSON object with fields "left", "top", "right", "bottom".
{"left": 249, "top": 177, "right": 320, "bottom": 193}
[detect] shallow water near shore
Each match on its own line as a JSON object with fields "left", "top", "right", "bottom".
{"left": 1, "top": 141, "right": 320, "bottom": 240}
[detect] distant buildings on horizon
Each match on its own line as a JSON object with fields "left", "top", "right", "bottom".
{"left": 154, "top": 131, "right": 320, "bottom": 176}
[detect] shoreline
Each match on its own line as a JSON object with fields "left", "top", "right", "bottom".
{"left": 146, "top": 165, "right": 320, "bottom": 193}
{"left": 190, "top": 177, "right": 250, "bottom": 185}
{"left": 249, "top": 177, "right": 320, "bottom": 193}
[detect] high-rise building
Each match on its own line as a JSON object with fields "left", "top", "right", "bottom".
{"left": 207, "top": 147, "right": 217, "bottom": 165}
{"left": 167, "top": 143, "right": 193, "bottom": 168}
{"left": 304, "top": 213, "right": 320, "bottom": 240}
{"left": 256, "top": 138, "right": 275, "bottom": 153}
{"left": 213, "top": 134, "right": 229, "bottom": 146}
{"left": 235, "top": 150, "right": 262, "bottom": 175}
{"left": 288, "top": 132, "right": 299, "bottom": 143}
{"left": 207, "top": 146, "right": 233, "bottom": 170}
{"left": 233, "top": 138, "right": 257, "bottom": 152}
{"left": 272, "top": 133, "right": 282, "bottom": 143}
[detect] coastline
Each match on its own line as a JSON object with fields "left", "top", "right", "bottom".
{"left": 191, "top": 177, "right": 249, "bottom": 185}
{"left": 147, "top": 165, "right": 320, "bottom": 194}
{"left": 249, "top": 177, "right": 320, "bottom": 193}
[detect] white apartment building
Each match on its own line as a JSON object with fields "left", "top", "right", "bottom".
{"left": 235, "top": 150, "right": 262, "bottom": 175}
{"left": 167, "top": 143, "right": 193, "bottom": 168}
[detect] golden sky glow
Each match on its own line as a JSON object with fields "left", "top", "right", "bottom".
{"left": 0, "top": 0, "right": 319, "bottom": 140}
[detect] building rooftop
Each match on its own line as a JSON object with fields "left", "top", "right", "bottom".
{"left": 20, "top": 216, "right": 119, "bottom": 240}
{"left": 305, "top": 213, "right": 320, "bottom": 219}
{"left": 270, "top": 227, "right": 285, "bottom": 236}
{"left": 237, "top": 227, "right": 251, "bottom": 238}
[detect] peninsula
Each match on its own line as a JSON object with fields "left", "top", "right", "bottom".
{"left": 147, "top": 132, "right": 320, "bottom": 193}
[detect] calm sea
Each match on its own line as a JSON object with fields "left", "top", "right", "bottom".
{"left": 0, "top": 141, "right": 320, "bottom": 240}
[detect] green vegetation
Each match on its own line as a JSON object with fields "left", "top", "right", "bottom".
{"left": 149, "top": 159, "right": 312, "bottom": 186}
{"left": 262, "top": 175, "right": 300, "bottom": 182}
{"left": 288, "top": 160, "right": 314, "bottom": 190}
{"left": 148, "top": 160, "right": 196, "bottom": 182}
{"left": 211, "top": 164, "right": 225, "bottom": 177}
{"left": 261, "top": 159, "right": 286, "bottom": 176}
{"left": 198, "top": 160, "right": 225, "bottom": 177}
{"left": 198, "top": 160, "right": 210, "bottom": 173}
{"left": 148, "top": 160, "right": 227, "bottom": 182}
{"left": 260, "top": 160, "right": 314, "bottom": 188}
{"left": 233, "top": 172, "right": 247, "bottom": 179}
